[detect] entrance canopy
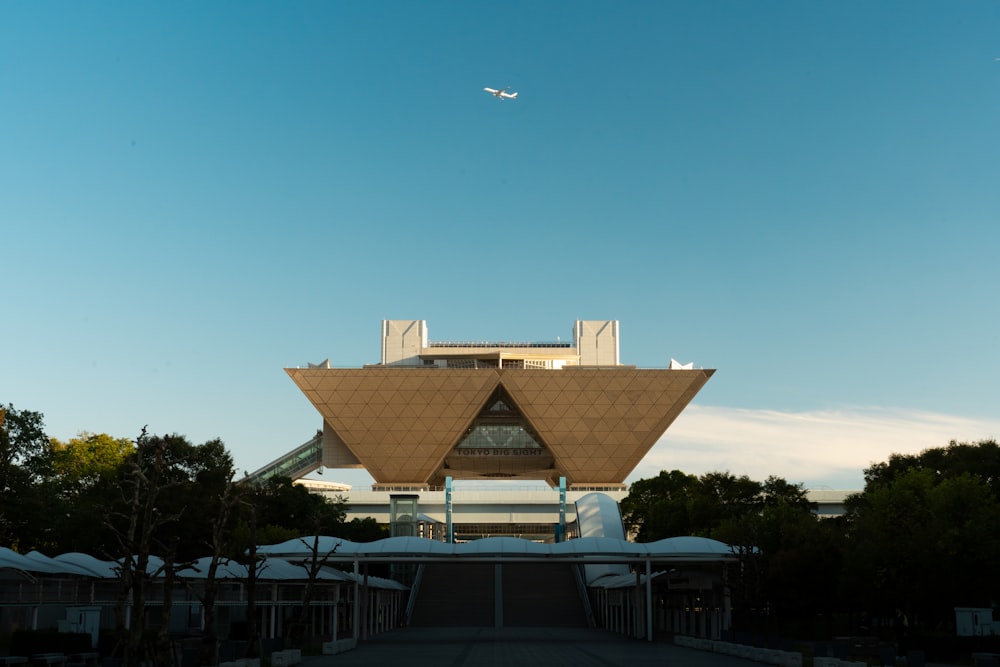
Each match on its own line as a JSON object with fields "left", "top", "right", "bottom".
{"left": 256, "top": 535, "right": 736, "bottom": 564}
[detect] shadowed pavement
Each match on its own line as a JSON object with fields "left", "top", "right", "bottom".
{"left": 300, "top": 627, "right": 770, "bottom": 667}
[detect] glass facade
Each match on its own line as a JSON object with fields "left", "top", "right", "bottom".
{"left": 455, "top": 390, "right": 546, "bottom": 451}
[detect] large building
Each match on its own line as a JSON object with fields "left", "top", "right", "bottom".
{"left": 285, "top": 320, "right": 714, "bottom": 492}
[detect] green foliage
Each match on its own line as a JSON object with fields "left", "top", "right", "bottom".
{"left": 8, "top": 400, "right": 1000, "bottom": 646}
{"left": 247, "top": 476, "right": 346, "bottom": 538}
{"left": 51, "top": 432, "right": 134, "bottom": 485}
{"left": 624, "top": 442, "right": 1000, "bottom": 636}
{"left": 863, "top": 439, "right": 1000, "bottom": 497}
{"left": 621, "top": 469, "right": 815, "bottom": 544}
{"left": 0, "top": 403, "right": 50, "bottom": 474}
{"left": 622, "top": 444, "right": 1000, "bottom": 635}
{"left": 39, "top": 433, "right": 136, "bottom": 553}
{"left": 1, "top": 403, "right": 354, "bottom": 562}
{"left": 340, "top": 516, "right": 389, "bottom": 542}
{"left": 0, "top": 404, "right": 58, "bottom": 549}
{"left": 844, "top": 441, "right": 1000, "bottom": 625}
{"left": 620, "top": 469, "right": 700, "bottom": 540}
{"left": 621, "top": 469, "right": 822, "bottom": 620}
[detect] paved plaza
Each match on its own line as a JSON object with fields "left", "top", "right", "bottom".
{"left": 301, "top": 627, "right": 766, "bottom": 667}
{"left": 300, "top": 627, "right": 969, "bottom": 667}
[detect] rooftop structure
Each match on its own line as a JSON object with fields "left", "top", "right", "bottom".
{"left": 286, "top": 320, "right": 714, "bottom": 491}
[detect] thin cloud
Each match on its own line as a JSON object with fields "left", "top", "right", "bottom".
{"left": 632, "top": 405, "right": 1000, "bottom": 490}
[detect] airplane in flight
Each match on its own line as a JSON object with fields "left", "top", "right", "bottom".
{"left": 484, "top": 86, "right": 518, "bottom": 100}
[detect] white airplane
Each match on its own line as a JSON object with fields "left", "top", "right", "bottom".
{"left": 484, "top": 86, "right": 518, "bottom": 100}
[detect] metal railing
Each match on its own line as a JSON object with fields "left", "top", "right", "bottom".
{"left": 428, "top": 341, "right": 572, "bottom": 348}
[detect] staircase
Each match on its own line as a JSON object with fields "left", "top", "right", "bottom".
{"left": 502, "top": 563, "right": 589, "bottom": 627}
{"left": 409, "top": 563, "right": 495, "bottom": 627}
{"left": 408, "top": 562, "right": 588, "bottom": 628}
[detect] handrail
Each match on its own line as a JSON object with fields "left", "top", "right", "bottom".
{"left": 428, "top": 341, "right": 572, "bottom": 348}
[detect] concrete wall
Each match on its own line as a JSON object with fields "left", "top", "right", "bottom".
{"left": 381, "top": 320, "right": 427, "bottom": 365}
{"left": 575, "top": 321, "right": 619, "bottom": 366}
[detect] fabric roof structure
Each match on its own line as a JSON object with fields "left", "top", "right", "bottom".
{"left": 1, "top": 547, "right": 71, "bottom": 576}
{"left": 53, "top": 552, "right": 131, "bottom": 578}
{"left": 9, "top": 537, "right": 725, "bottom": 586}
{"left": 589, "top": 571, "right": 663, "bottom": 590}
{"left": 174, "top": 556, "right": 407, "bottom": 590}
{"left": 256, "top": 535, "right": 736, "bottom": 564}
{"left": 26, "top": 551, "right": 118, "bottom": 577}
{"left": 0, "top": 547, "right": 405, "bottom": 590}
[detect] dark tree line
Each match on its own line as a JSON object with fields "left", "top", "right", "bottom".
{"left": 6, "top": 401, "right": 998, "bottom": 646}
{"left": 842, "top": 441, "right": 1000, "bottom": 629}
{"left": 620, "top": 439, "right": 1000, "bottom": 641}
{"left": 0, "top": 403, "right": 389, "bottom": 667}
{"left": 1, "top": 403, "right": 384, "bottom": 557}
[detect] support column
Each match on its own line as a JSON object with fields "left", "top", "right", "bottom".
{"left": 645, "top": 559, "right": 653, "bottom": 642}
{"left": 352, "top": 560, "right": 360, "bottom": 639}
{"left": 446, "top": 476, "right": 453, "bottom": 543}
{"left": 494, "top": 564, "right": 504, "bottom": 628}
{"left": 723, "top": 564, "right": 732, "bottom": 636}
{"left": 634, "top": 569, "right": 642, "bottom": 639}
{"left": 557, "top": 477, "right": 567, "bottom": 542}
{"left": 269, "top": 590, "right": 276, "bottom": 638}
{"left": 361, "top": 564, "right": 370, "bottom": 640}
{"left": 332, "top": 585, "right": 339, "bottom": 643}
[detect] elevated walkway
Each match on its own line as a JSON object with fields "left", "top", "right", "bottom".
{"left": 245, "top": 433, "right": 323, "bottom": 482}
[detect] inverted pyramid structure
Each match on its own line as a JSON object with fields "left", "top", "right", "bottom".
{"left": 287, "top": 366, "right": 713, "bottom": 487}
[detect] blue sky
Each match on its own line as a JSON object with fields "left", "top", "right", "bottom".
{"left": 3, "top": 2, "right": 999, "bottom": 490}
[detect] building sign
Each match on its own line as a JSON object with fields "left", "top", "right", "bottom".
{"left": 454, "top": 448, "right": 546, "bottom": 457}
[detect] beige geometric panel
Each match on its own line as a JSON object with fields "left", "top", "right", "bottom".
{"left": 500, "top": 368, "right": 714, "bottom": 485}
{"left": 287, "top": 366, "right": 713, "bottom": 486}
{"left": 322, "top": 422, "right": 364, "bottom": 468}
{"left": 287, "top": 368, "right": 500, "bottom": 483}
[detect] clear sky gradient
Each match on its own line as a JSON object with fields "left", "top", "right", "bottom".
{"left": 3, "top": 2, "right": 999, "bottom": 491}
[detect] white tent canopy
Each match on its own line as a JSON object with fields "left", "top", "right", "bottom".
{"left": 257, "top": 535, "right": 735, "bottom": 563}
{"left": 0, "top": 547, "right": 405, "bottom": 589}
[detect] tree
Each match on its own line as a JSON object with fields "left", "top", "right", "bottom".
{"left": 228, "top": 476, "right": 347, "bottom": 652}
{"left": 340, "top": 517, "right": 389, "bottom": 543}
{"left": 864, "top": 439, "right": 1000, "bottom": 498}
{"left": 134, "top": 434, "right": 239, "bottom": 667}
{"left": 286, "top": 531, "right": 340, "bottom": 649}
{"left": 621, "top": 469, "right": 823, "bottom": 630}
{"left": 95, "top": 429, "right": 242, "bottom": 667}
{"left": 51, "top": 432, "right": 133, "bottom": 485}
{"left": 47, "top": 433, "right": 135, "bottom": 554}
{"left": 251, "top": 476, "right": 346, "bottom": 538}
{"left": 240, "top": 501, "right": 263, "bottom": 661}
{"left": 845, "top": 443, "right": 1000, "bottom": 629}
{"left": 0, "top": 404, "right": 60, "bottom": 551}
{"left": 0, "top": 404, "right": 50, "bottom": 472}
{"left": 194, "top": 467, "right": 240, "bottom": 667}
{"left": 620, "top": 469, "right": 700, "bottom": 541}
{"left": 106, "top": 427, "right": 183, "bottom": 667}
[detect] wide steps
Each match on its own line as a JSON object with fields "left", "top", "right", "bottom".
{"left": 409, "top": 563, "right": 494, "bottom": 627}
{"left": 408, "top": 562, "right": 587, "bottom": 628}
{"left": 502, "top": 563, "right": 588, "bottom": 628}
